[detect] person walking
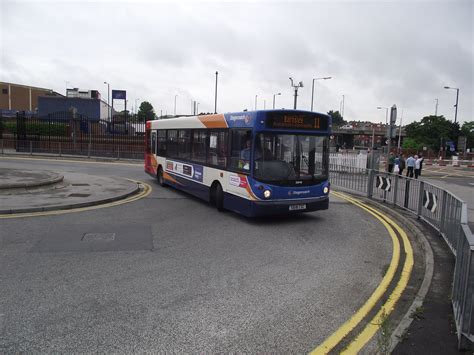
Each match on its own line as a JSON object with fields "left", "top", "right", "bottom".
{"left": 418, "top": 154, "right": 424, "bottom": 176}
{"left": 406, "top": 155, "right": 415, "bottom": 178}
{"left": 388, "top": 152, "right": 395, "bottom": 173}
{"left": 398, "top": 155, "right": 406, "bottom": 176}
{"left": 415, "top": 155, "right": 423, "bottom": 179}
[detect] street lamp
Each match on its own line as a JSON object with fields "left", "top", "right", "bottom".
{"left": 214, "top": 71, "right": 218, "bottom": 114}
{"left": 311, "top": 76, "right": 332, "bottom": 111}
{"left": 377, "top": 106, "right": 389, "bottom": 125}
{"left": 174, "top": 94, "right": 178, "bottom": 116}
{"left": 255, "top": 95, "right": 258, "bottom": 110}
{"left": 272, "top": 92, "right": 281, "bottom": 109}
{"left": 103, "top": 81, "right": 110, "bottom": 120}
{"left": 197, "top": 102, "right": 200, "bottom": 114}
{"left": 135, "top": 98, "right": 140, "bottom": 115}
{"left": 444, "top": 86, "right": 460, "bottom": 124}
{"left": 289, "top": 77, "right": 304, "bottom": 109}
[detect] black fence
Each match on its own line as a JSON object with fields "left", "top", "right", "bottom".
{"left": 0, "top": 111, "right": 147, "bottom": 159}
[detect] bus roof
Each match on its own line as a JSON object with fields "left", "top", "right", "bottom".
{"left": 148, "top": 110, "right": 331, "bottom": 132}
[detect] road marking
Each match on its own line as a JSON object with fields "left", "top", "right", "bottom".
{"left": 311, "top": 191, "right": 413, "bottom": 354}
{"left": 0, "top": 180, "right": 152, "bottom": 219}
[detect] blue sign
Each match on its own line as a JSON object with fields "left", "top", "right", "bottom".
{"left": 112, "top": 90, "right": 126, "bottom": 100}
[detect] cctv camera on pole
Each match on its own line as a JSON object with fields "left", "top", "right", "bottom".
{"left": 289, "top": 77, "right": 304, "bottom": 109}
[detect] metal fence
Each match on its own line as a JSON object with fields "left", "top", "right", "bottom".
{"left": 330, "top": 166, "right": 473, "bottom": 350}
{"left": 0, "top": 111, "right": 146, "bottom": 159}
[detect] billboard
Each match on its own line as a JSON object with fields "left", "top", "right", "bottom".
{"left": 112, "top": 90, "right": 126, "bottom": 100}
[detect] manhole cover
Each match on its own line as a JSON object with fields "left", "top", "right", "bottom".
{"left": 69, "top": 193, "right": 91, "bottom": 197}
{"left": 82, "top": 233, "right": 116, "bottom": 242}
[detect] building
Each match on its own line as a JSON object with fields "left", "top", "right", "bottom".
{"left": 39, "top": 87, "right": 115, "bottom": 121}
{"left": 0, "top": 81, "right": 62, "bottom": 115}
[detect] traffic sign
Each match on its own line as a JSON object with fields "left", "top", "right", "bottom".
{"left": 423, "top": 191, "right": 438, "bottom": 213}
{"left": 376, "top": 176, "right": 391, "bottom": 191}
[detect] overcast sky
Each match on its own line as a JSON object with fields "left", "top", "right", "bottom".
{"left": 1, "top": 0, "right": 472, "bottom": 125}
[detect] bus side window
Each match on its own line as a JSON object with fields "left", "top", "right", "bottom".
{"left": 207, "top": 130, "right": 228, "bottom": 167}
{"left": 167, "top": 130, "right": 178, "bottom": 158}
{"left": 178, "top": 130, "right": 191, "bottom": 159}
{"left": 192, "top": 130, "right": 207, "bottom": 163}
{"left": 151, "top": 131, "right": 157, "bottom": 155}
{"left": 157, "top": 130, "right": 167, "bottom": 156}
{"left": 230, "top": 129, "right": 251, "bottom": 171}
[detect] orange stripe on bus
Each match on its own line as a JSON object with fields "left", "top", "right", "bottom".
{"left": 163, "top": 172, "right": 182, "bottom": 185}
{"left": 238, "top": 174, "right": 259, "bottom": 201}
{"left": 198, "top": 114, "right": 228, "bottom": 128}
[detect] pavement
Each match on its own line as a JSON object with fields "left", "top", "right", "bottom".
{"left": 0, "top": 167, "right": 140, "bottom": 214}
{"left": 0, "top": 160, "right": 469, "bottom": 352}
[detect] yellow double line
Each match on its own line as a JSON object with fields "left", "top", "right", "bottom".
{"left": 311, "top": 191, "right": 414, "bottom": 354}
{"left": 0, "top": 180, "right": 152, "bottom": 219}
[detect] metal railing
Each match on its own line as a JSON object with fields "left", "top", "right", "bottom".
{"left": 330, "top": 166, "right": 473, "bottom": 350}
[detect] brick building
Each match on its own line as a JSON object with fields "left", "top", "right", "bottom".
{"left": 0, "top": 82, "right": 62, "bottom": 115}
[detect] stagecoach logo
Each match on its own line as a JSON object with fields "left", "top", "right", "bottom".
{"left": 288, "top": 190, "right": 310, "bottom": 196}
{"left": 228, "top": 115, "right": 251, "bottom": 125}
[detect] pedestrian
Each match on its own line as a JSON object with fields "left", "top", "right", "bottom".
{"left": 388, "top": 152, "right": 395, "bottom": 173}
{"left": 398, "top": 154, "right": 406, "bottom": 176}
{"left": 415, "top": 155, "right": 423, "bottom": 179}
{"left": 393, "top": 155, "right": 400, "bottom": 174}
{"left": 406, "top": 155, "right": 415, "bottom": 178}
{"left": 418, "top": 154, "right": 424, "bottom": 176}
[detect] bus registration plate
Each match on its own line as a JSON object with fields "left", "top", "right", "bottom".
{"left": 289, "top": 204, "right": 306, "bottom": 211}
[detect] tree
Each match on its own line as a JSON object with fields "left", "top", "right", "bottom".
{"left": 327, "top": 110, "right": 345, "bottom": 127}
{"left": 461, "top": 121, "right": 474, "bottom": 150}
{"left": 404, "top": 115, "right": 460, "bottom": 151}
{"left": 137, "top": 101, "right": 155, "bottom": 122}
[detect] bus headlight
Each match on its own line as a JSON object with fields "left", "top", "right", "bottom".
{"left": 263, "top": 189, "right": 272, "bottom": 199}
{"left": 323, "top": 186, "right": 329, "bottom": 194}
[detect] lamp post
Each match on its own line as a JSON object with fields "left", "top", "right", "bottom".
{"left": 174, "top": 94, "right": 178, "bottom": 116}
{"left": 272, "top": 92, "right": 281, "bottom": 109}
{"left": 103, "top": 81, "right": 110, "bottom": 120}
{"left": 135, "top": 98, "right": 140, "bottom": 115}
{"left": 310, "top": 76, "right": 332, "bottom": 111}
{"left": 197, "top": 102, "right": 200, "bottom": 115}
{"left": 435, "top": 98, "right": 439, "bottom": 116}
{"left": 444, "top": 86, "right": 460, "bottom": 124}
{"left": 289, "top": 77, "right": 304, "bottom": 109}
{"left": 255, "top": 95, "right": 258, "bottom": 110}
{"left": 377, "top": 106, "right": 389, "bottom": 125}
{"left": 214, "top": 71, "right": 218, "bottom": 114}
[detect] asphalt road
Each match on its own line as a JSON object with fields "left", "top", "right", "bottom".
{"left": 0, "top": 157, "right": 393, "bottom": 352}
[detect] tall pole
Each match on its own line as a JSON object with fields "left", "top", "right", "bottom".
{"left": 310, "top": 76, "right": 332, "bottom": 111}
{"left": 397, "top": 109, "right": 403, "bottom": 152}
{"left": 214, "top": 71, "right": 218, "bottom": 114}
{"left": 264, "top": 99, "right": 266, "bottom": 110}
{"left": 135, "top": 98, "right": 140, "bottom": 114}
{"left": 174, "top": 95, "right": 178, "bottom": 116}
{"left": 289, "top": 77, "right": 303, "bottom": 110}
{"left": 273, "top": 92, "right": 281, "bottom": 109}
{"left": 341, "top": 94, "right": 345, "bottom": 119}
{"left": 435, "top": 98, "right": 438, "bottom": 116}
{"left": 444, "top": 86, "right": 460, "bottom": 124}
{"left": 255, "top": 95, "right": 258, "bottom": 110}
{"left": 454, "top": 88, "right": 459, "bottom": 124}
{"left": 104, "top": 81, "right": 110, "bottom": 121}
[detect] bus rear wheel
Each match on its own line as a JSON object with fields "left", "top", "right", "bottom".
{"left": 157, "top": 167, "right": 166, "bottom": 187}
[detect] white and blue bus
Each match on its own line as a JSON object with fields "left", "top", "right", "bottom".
{"left": 145, "top": 110, "right": 331, "bottom": 217}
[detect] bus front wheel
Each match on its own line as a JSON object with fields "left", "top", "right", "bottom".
{"left": 213, "top": 183, "right": 224, "bottom": 211}
{"left": 157, "top": 167, "right": 166, "bottom": 187}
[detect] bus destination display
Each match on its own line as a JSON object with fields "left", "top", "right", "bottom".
{"left": 266, "top": 113, "right": 329, "bottom": 130}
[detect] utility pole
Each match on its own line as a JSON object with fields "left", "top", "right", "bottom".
{"left": 387, "top": 104, "right": 397, "bottom": 171}
{"left": 289, "top": 77, "right": 303, "bottom": 109}
{"left": 435, "top": 98, "right": 438, "bottom": 116}
{"left": 214, "top": 71, "right": 218, "bottom": 114}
